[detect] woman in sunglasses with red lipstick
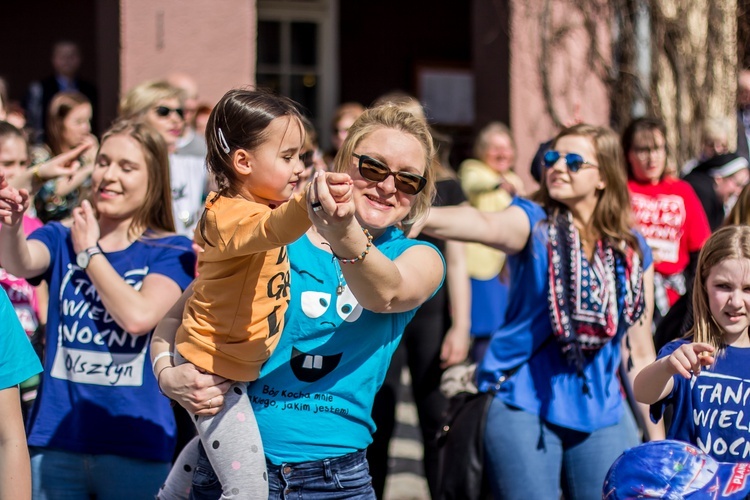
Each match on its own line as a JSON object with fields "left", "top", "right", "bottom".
{"left": 421, "top": 124, "right": 661, "bottom": 499}
{"left": 120, "top": 80, "right": 208, "bottom": 238}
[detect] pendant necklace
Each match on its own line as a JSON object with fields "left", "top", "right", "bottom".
{"left": 320, "top": 237, "right": 345, "bottom": 296}
{"left": 333, "top": 256, "right": 345, "bottom": 295}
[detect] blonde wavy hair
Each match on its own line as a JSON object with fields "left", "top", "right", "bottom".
{"left": 119, "top": 80, "right": 184, "bottom": 119}
{"left": 331, "top": 103, "right": 435, "bottom": 225}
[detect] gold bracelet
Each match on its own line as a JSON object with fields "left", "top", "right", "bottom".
{"left": 31, "top": 165, "right": 43, "bottom": 183}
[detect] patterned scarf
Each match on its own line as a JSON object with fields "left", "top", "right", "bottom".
{"left": 547, "top": 211, "right": 645, "bottom": 394}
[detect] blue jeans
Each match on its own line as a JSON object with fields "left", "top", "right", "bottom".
{"left": 191, "top": 441, "right": 375, "bottom": 500}
{"left": 30, "top": 447, "right": 170, "bottom": 500}
{"left": 483, "top": 398, "right": 639, "bottom": 500}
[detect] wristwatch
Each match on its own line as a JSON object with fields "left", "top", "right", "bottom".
{"left": 76, "top": 246, "right": 103, "bottom": 269}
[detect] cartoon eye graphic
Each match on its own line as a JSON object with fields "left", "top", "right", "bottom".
{"left": 301, "top": 291, "right": 332, "bottom": 319}
{"left": 336, "top": 287, "right": 363, "bottom": 322}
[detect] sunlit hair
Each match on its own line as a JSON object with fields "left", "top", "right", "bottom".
{"left": 535, "top": 123, "right": 640, "bottom": 254}
{"left": 621, "top": 116, "right": 668, "bottom": 181}
{"left": 689, "top": 225, "right": 750, "bottom": 351}
{"left": 119, "top": 80, "right": 184, "bottom": 119}
{"left": 0, "top": 120, "right": 28, "bottom": 155}
{"left": 372, "top": 92, "right": 455, "bottom": 181}
{"left": 200, "top": 88, "right": 304, "bottom": 245}
{"left": 371, "top": 91, "right": 426, "bottom": 122}
{"left": 332, "top": 104, "right": 436, "bottom": 225}
{"left": 331, "top": 102, "right": 365, "bottom": 133}
{"left": 47, "top": 91, "right": 90, "bottom": 155}
{"left": 725, "top": 182, "right": 750, "bottom": 226}
{"left": 701, "top": 116, "right": 734, "bottom": 152}
{"left": 95, "top": 120, "right": 175, "bottom": 238}
{"left": 473, "top": 122, "right": 515, "bottom": 161}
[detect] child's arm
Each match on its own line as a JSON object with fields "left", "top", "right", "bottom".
{"left": 0, "top": 386, "right": 32, "bottom": 500}
{"left": 634, "top": 341, "right": 715, "bottom": 405}
{"left": 216, "top": 172, "right": 352, "bottom": 256}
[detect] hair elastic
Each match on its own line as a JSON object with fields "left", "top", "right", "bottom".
{"left": 217, "top": 128, "right": 231, "bottom": 154}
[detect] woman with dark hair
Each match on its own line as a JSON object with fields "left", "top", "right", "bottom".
{"left": 622, "top": 117, "right": 710, "bottom": 323}
{"left": 0, "top": 120, "right": 196, "bottom": 498}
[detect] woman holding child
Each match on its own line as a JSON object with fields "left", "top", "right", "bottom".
{"left": 153, "top": 103, "right": 445, "bottom": 498}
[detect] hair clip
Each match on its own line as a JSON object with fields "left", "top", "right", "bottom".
{"left": 217, "top": 128, "right": 231, "bottom": 154}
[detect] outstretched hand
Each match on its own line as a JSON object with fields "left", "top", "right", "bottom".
{"left": 36, "top": 142, "right": 93, "bottom": 182}
{"left": 667, "top": 342, "right": 715, "bottom": 379}
{"left": 0, "top": 170, "right": 30, "bottom": 226}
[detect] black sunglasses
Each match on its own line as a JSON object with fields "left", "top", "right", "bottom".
{"left": 154, "top": 106, "right": 185, "bottom": 119}
{"left": 543, "top": 150, "right": 598, "bottom": 173}
{"left": 353, "top": 154, "right": 427, "bottom": 195}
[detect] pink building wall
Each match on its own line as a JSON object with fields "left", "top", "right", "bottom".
{"left": 510, "top": 0, "right": 611, "bottom": 191}
{"left": 119, "top": 0, "right": 256, "bottom": 105}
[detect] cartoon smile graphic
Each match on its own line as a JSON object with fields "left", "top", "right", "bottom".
{"left": 290, "top": 347, "right": 342, "bottom": 382}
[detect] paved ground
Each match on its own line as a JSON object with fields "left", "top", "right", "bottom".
{"left": 382, "top": 369, "right": 431, "bottom": 500}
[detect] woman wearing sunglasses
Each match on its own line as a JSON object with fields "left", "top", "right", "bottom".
{"left": 152, "top": 103, "right": 445, "bottom": 498}
{"left": 120, "top": 80, "right": 207, "bottom": 237}
{"left": 421, "top": 124, "right": 661, "bottom": 499}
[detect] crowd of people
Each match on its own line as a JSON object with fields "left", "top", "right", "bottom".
{"left": 4, "top": 38, "right": 750, "bottom": 500}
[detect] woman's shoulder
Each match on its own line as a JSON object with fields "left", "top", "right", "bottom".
{"left": 510, "top": 196, "right": 545, "bottom": 222}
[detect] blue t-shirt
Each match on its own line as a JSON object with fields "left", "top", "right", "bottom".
{"left": 652, "top": 338, "right": 750, "bottom": 463}
{"left": 26, "top": 223, "right": 196, "bottom": 462}
{"left": 249, "top": 227, "right": 444, "bottom": 464}
{"left": 477, "top": 197, "right": 653, "bottom": 432}
{"left": 0, "top": 287, "right": 42, "bottom": 390}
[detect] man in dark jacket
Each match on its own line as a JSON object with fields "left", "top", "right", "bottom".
{"left": 683, "top": 152, "right": 749, "bottom": 231}
{"left": 24, "top": 40, "right": 97, "bottom": 142}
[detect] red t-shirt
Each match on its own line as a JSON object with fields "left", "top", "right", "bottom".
{"left": 628, "top": 177, "right": 710, "bottom": 278}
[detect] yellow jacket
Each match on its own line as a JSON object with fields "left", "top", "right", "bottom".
{"left": 458, "top": 159, "right": 523, "bottom": 280}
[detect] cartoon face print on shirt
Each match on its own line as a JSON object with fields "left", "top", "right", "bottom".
{"left": 289, "top": 268, "right": 363, "bottom": 383}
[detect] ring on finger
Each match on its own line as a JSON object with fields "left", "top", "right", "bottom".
{"left": 208, "top": 398, "right": 213, "bottom": 409}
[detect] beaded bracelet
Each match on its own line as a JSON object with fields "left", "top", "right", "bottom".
{"left": 330, "top": 228, "right": 373, "bottom": 264}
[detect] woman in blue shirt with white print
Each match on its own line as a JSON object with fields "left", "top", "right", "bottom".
{"left": 152, "top": 103, "right": 445, "bottom": 499}
{"left": 0, "top": 120, "right": 195, "bottom": 499}
{"left": 422, "top": 124, "right": 662, "bottom": 499}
